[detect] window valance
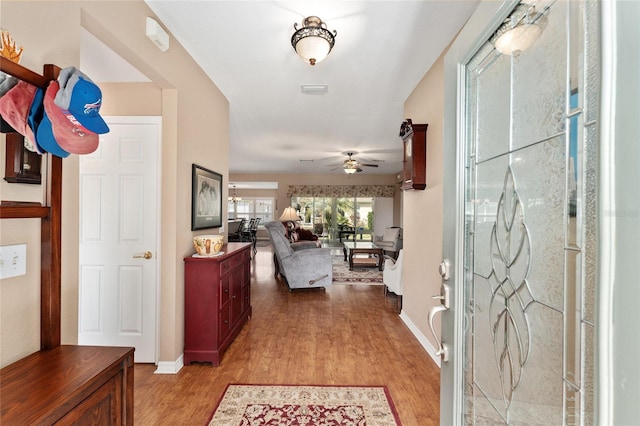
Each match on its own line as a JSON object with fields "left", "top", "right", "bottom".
{"left": 286, "top": 185, "right": 395, "bottom": 198}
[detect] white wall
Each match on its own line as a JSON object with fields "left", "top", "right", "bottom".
{"left": 373, "top": 197, "right": 394, "bottom": 235}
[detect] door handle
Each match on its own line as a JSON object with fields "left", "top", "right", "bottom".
{"left": 428, "top": 283, "right": 450, "bottom": 362}
{"left": 133, "top": 251, "right": 153, "bottom": 260}
{"left": 428, "top": 304, "right": 449, "bottom": 362}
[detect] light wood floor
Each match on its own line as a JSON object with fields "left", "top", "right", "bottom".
{"left": 134, "top": 245, "right": 440, "bottom": 425}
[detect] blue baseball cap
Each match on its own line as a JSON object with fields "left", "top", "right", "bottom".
{"left": 54, "top": 67, "right": 109, "bottom": 134}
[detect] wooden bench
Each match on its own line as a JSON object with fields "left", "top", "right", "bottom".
{"left": 1, "top": 346, "right": 134, "bottom": 425}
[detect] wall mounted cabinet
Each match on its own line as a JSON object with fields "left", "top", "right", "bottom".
{"left": 399, "top": 119, "right": 428, "bottom": 191}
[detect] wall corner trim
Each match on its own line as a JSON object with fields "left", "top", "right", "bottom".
{"left": 154, "top": 354, "right": 184, "bottom": 374}
{"left": 400, "top": 310, "right": 442, "bottom": 368}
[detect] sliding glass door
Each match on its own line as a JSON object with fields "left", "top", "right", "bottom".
{"left": 290, "top": 197, "right": 374, "bottom": 243}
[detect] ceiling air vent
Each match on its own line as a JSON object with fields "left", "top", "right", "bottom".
{"left": 300, "top": 84, "right": 328, "bottom": 94}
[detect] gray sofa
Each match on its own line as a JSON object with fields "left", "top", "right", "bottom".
{"left": 264, "top": 221, "right": 332, "bottom": 290}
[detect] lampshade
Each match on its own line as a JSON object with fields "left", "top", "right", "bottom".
{"left": 291, "top": 16, "right": 337, "bottom": 66}
{"left": 493, "top": 5, "right": 547, "bottom": 55}
{"left": 279, "top": 207, "right": 300, "bottom": 221}
{"left": 344, "top": 167, "right": 358, "bottom": 174}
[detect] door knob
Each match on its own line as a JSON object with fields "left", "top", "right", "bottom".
{"left": 133, "top": 251, "right": 153, "bottom": 260}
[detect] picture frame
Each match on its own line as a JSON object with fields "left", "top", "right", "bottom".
{"left": 191, "top": 164, "right": 223, "bottom": 230}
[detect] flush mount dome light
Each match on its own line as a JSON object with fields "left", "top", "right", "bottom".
{"left": 291, "top": 16, "right": 337, "bottom": 66}
{"left": 493, "top": 4, "right": 548, "bottom": 55}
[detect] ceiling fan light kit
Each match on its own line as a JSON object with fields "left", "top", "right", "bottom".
{"left": 341, "top": 152, "right": 378, "bottom": 174}
{"left": 291, "top": 16, "right": 337, "bottom": 66}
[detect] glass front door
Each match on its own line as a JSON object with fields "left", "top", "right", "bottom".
{"left": 441, "top": 1, "right": 599, "bottom": 424}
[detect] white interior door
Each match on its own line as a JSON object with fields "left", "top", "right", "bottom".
{"left": 78, "top": 116, "right": 161, "bottom": 363}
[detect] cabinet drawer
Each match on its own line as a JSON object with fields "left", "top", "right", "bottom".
{"left": 219, "top": 306, "right": 231, "bottom": 342}
{"left": 220, "top": 276, "right": 231, "bottom": 307}
{"left": 219, "top": 258, "right": 233, "bottom": 275}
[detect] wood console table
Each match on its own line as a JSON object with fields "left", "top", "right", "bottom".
{"left": 184, "top": 242, "right": 252, "bottom": 366}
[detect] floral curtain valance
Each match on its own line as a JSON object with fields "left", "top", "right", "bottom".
{"left": 286, "top": 185, "right": 395, "bottom": 198}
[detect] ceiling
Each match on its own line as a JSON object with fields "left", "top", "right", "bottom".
{"left": 132, "top": 1, "right": 480, "bottom": 175}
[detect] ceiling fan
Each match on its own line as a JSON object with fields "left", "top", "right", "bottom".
{"left": 342, "top": 152, "right": 379, "bottom": 174}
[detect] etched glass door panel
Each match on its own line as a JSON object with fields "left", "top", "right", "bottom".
{"left": 461, "top": 1, "right": 598, "bottom": 424}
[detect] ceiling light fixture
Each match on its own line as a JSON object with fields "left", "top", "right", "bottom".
{"left": 344, "top": 167, "right": 358, "bottom": 175}
{"left": 228, "top": 185, "right": 242, "bottom": 204}
{"left": 291, "top": 16, "right": 337, "bottom": 66}
{"left": 492, "top": 4, "right": 548, "bottom": 55}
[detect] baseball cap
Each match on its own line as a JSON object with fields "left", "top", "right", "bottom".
{"left": 54, "top": 67, "right": 109, "bottom": 134}
{"left": 0, "top": 80, "right": 38, "bottom": 144}
{"left": 0, "top": 73, "right": 19, "bottom": 132}
{"left": 37, "top": 80, "right": 99, "bottom": 157}
{"left": 26, "top": 86, "right": 45, "bottom": 154}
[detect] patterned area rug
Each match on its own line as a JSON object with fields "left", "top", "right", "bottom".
{"left": 207, "top": 384, "right": 401, "bottom": 426}
{"left": 332, "top": 256, "right": 384, "bottom": 285}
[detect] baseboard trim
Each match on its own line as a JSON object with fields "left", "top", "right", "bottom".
{"left": 154, "top": 354, "right": 184, "bottom": 374}
{"left": 399, "top": 310, "right": 442, "bottom": 368}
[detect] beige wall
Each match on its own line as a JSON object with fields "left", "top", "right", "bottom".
{"left": 0, "top": 0, "right": 229, "bottom": 367}
{"left": 402, "top": 50, "right": 447, "bottom": 350}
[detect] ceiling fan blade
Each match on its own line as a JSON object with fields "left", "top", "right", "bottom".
{"left": 356, "top": 167, "right": 363, "bottom": 173}
{"left": 359, "top": 163, "right": 379, "bottom": 168}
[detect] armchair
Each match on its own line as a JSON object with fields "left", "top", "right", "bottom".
{"left": 383, "top": 249, "right": 403, "bottom": 313}
{"left": 374, "top": 227, "right": 403, "bottom": 258}
{"left": 264, "top": 221, "right": 332, "bottom": 290}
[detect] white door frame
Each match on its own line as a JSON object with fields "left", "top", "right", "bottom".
{"left": 441, "top": 2, "right": 519, "bottom": 424}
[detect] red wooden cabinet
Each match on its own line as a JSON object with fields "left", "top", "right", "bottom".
{"left": 400, "top": 119, "right": 428, "bottom": 191}
{"left": 183, "top": 243, "right": 252, "bottom": 366}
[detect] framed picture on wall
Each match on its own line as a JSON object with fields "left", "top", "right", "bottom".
{"left": 191, "top": 164, "right": 223, "bottom": 230}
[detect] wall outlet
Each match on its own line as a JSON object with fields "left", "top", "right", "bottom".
{"left": 0, "top": 244, "right": 27, "bottom": 280}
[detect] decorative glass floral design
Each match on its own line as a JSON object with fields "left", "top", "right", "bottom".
{"left": 489, "top": 166, "right": 535, "bottom": 410}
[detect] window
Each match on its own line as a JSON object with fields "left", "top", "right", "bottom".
{"left": 228, "top": 197, "right": 274, "bottom": 225}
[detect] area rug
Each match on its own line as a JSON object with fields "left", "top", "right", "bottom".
{"left": 332, "top": 256, "right": 383, "bottom": 285}
{"left": 207, "top": 384, "right": 401, "bottom": 426}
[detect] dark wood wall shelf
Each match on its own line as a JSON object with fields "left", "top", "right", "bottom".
{"left": 0, "top": 201, "right": 49, "bottom": 218}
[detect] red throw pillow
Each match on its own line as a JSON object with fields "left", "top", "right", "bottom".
{"left": 298, "top": 228, "right": 317, "bottom": 241}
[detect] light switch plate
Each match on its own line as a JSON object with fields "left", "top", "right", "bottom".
{"left": 0, "top": 244, "right": 27, "bottom": 280}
